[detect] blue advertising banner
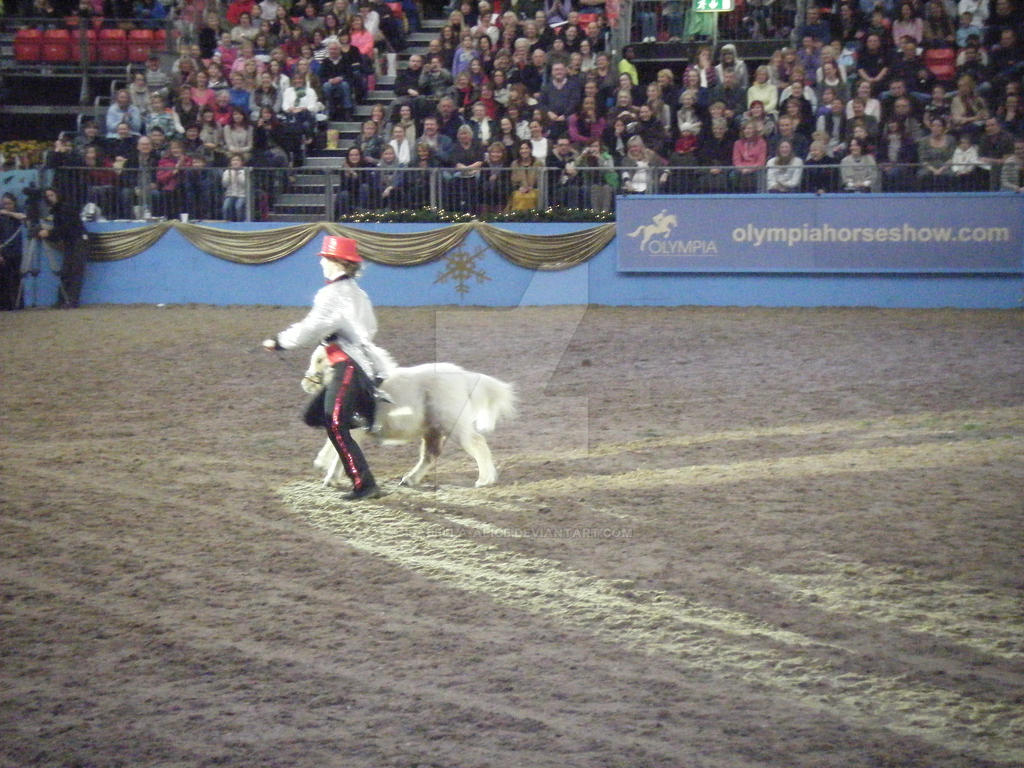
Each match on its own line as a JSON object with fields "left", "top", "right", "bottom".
{"left": 617, "top": 194, "right": 1024, "bottom": 273}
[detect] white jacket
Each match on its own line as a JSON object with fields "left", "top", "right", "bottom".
{"left": 281, "top": 85, "right": 323, "bottom": 115}
{"left": 276, "top": 277, "right": 393, "bottom": 379}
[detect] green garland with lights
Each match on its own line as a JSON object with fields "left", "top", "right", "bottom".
{"left": 341, "top": 207, "right": 616, "bottom": 224}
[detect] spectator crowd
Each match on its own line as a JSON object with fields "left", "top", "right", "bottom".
{"left": 15, "top": 0, "right": 1024, "bottom": 221}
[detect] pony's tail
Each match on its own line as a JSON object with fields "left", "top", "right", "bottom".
{"left": 472, "top": 375, "right": 516, "bottom": 433}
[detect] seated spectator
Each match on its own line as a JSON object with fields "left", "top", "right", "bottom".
{"left": 154, "top": 139, "right": 193, "bottom": 217}
{"left": 576, "top": 139, "right": 618, "bottom": 210}
{"left": 539, "top": 62, "right": 583, "bottom": 140}
{"left": 995, "top": 93, "right": 1024, "bottom": 136}
{"left": 856, "top": 34, "right": 890, "bottom": 95}
{"left": 147, "top": 94, "right": 185, "bottom": 140}
{"left": 143, "top": 54, "right": 171, "bottom": 98}
{"left": 349, "top": 12, "right": 375, "bottom": 59}
{"left": 978, "top": 116, "right": 1015, "bottom": 178}
{"left": 741, "top": 100, "right": 775, "bottom": 140}
{"left": 989, "top": 28, "right": 1024, "bottom": 89}
{"left": 747, "top": 66, "right": 778, "bottom": 115}
{"left": 128, "top": 72, "right": 152, "bottom": 117}
{"left": 845, "top": 98, "right": 881, "bottom": 143}
{"left": 922, "top": 1, "right": 956, "bottom": 48}
{"left": 816, "top": 96, "right": 848, "bottom": 157}
{"left": 716, "top": 44, "right": 749, "bottom": 90}
{"left": 917, "top": 115, "right": 956, "bottom": 189}
{"left": 709, "top": 69, "right": 746, "bottom": 123}
{"left": 466, "top": 101, "right": 499, "bottom": 143}
{"left": 176, "top": 88, "right": 202, "bottom": 130}
{"left": 280, "top": 72, "right": 323, "bottom": 159}
{"left": 387, "top": 123, "right": 414, "bottom": 165}
{"left": 601, "top": 115, "right": 630, "bottom": 163}
{"left": 771, "top": 115, "right": 810, "bottom": 159}
{"left": 74, "top": 119, "right": 105, "bottom": 157}
{"left": 732, "top": 120, "right": 768, "bottom": 191}
{"left": 804, "top": 139, "right": 839, "bottom": 193}
{"left": 107, "top": 89, "right": 144, "bottom": 138}
{"left": 451, "top": 32, "right": 479, "bottom": 79}
{"left": 419, "top": 116, "right": 454, "bottom": 162}
{"left": 223, "top": 107, "right": 254, "bottom": 162}
{"left": 879, "top": 119, "right": 919, "bottom": 190}
{"left": 446, "top": 124, "right": 485, "bottom": 211}
{"left": 800, "top": 5, "right": 832, "bottom": 46}
{"left": 817, "top": 61, "right": 849, "bottom": 104}
{"left": 892, "top": 3, "right": 924, "bottom": 46}
{"left": 923, "top": 83, "right": 952, "bottom": 124}
{"left": 1000, "top": 137, "right": 1024, "bottom": 192}
{"left": 508, "top": 139, "right": 542, "bottom": 210}
{"left": 354, "top": 120, "right": 385, "bottom": 162}
{"left": 546, "top": 134, "right": 584, "bottom": 206}
{"left": 336, "top": 146, "right": 374, "bottom": 215}
{"left": 840, "top": 137, "right": 879, "bottom": 191}
{"left": 568, "top": 96, "right": 606, "bottom": 146}
{"left": 620, "top": 136, "right": 666, "bottom": 195}
{"left": 404, "top": 141, "right": 441, "bottom": 209}
{"left": 781, "top": 93, "right": 815, "bottom": 137}
{"left": 949, "top": 74, "right": 990, "bottom": 135}
{"left": 766, "top": 138, "right": 805, "bottom": 192}
{"left": 232, "top": 11, "right": 261, "bottom": 44}
{"left": 479, "top": 142, "right": 511, "bottom": 213}
{"left": 628, "top": 103, "right": 670, "bottom": 158}
{"left": 198, "top": 108, "right": 227, "bottom": 165}
{"left": 373, "top": 145, "right": 406, "bottom": 210}
{"left": 950, "top": 131, "right": 988, "bottom": 189}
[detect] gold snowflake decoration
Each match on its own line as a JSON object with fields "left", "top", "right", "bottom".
{"left": 434, "top": 245, "right": 491, "bottom": 295}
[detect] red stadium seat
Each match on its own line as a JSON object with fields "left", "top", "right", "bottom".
{"left": 923, "top": 48, "right": 956, "bottom": 83}
{"left": 41, "top": 28, "right": 72, "bottom": 62}
{"left": 127, "top": 28, "right": 154, "bottom": 62}
{"left": 70, "top": 28, "right": 99, "bottom": 62}
{"left": 97, "top": 26, "right": 127, "bottom": 61}
{"left": 13, "top": 28, "right": 42, "bottom": 62}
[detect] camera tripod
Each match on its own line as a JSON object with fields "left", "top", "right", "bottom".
{"left": 16, "top": 230, "right": 70, "bottom": 309}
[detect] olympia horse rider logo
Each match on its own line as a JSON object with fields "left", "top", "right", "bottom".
{"left": 627, "top": 209, "right": 678, "bottom": 250}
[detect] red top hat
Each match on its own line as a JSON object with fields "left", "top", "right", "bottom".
{"left": 319, "top": 235, "right": 362, "bottom": 263}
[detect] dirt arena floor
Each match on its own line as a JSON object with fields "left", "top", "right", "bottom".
{"left": 1, "top": 304, "right": 1022, "bottom": 768}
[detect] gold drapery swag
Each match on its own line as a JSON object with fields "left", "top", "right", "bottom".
{"left": 88, "top": 221, "right": 615, "bottom": 271}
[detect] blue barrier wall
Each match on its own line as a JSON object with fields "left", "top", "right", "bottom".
{"left": 15, "top": 215, "right": 1023, "bottom": 310}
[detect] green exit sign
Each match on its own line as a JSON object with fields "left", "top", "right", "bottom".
{"left": 694, "top": 0, "right": 734, "bottom": 10}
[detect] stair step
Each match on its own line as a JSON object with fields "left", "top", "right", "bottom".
{"left": 266, "top": 213, "right": 325, "bottom": 222}
{"left": 278, "top": 193, "right": 330, "bottom": 205}
{"left": 302, "top": 156, "right": 345, "bottom": 167}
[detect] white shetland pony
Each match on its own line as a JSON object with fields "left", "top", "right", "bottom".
{"left": 303, "top": 346, "right": 516, "bottom": 488}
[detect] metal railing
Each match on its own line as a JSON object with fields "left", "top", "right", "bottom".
{"left": 23, "top": 161, "right": 1007, "bottom": 223}
{"left": 626, "top": 0, "right": 799, "bottom": 47}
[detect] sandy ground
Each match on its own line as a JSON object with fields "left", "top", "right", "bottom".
{"left": 1, "top": 304, "right": 1022, "bottom": 768}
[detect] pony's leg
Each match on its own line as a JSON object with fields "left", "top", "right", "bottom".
{"left": 401, "top": 427, "right": 444, "bottom": 487}
{"left": 314, "top": 439, "right": 335, "bottom": 472}
{"left": 459, "top": 430, "right": 496, "bottom": 487}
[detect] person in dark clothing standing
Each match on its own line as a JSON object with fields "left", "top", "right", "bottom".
{"left": 0, "top": 193, "right": 26, "bottom": 311}
{"left": 39, "top": 187, "right": 88, "bottom": 308}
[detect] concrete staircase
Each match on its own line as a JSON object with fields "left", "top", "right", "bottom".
{"left": 267, "top": 19, "right": 444, "bottom": 222}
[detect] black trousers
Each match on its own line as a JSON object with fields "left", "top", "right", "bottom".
{"left": 304, "top": 357, "right": 377, "bottom": 492}
{"left": 58, "top": 237, "right": 87, "bottom": 308}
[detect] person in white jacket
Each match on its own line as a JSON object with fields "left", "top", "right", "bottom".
{"left": 263, "top": 236, "right": 394, "bottom": 500}
{"left": 280, "top": 72, "right": 324, "bottom": 149}
{"left": 766, "top": 140, "right": 805, "bottom": 192}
